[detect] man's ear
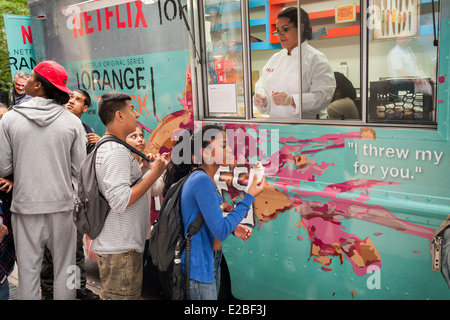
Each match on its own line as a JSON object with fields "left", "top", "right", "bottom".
{"left": 34, "top": 81, "right": 46, "bottom": 96}
{"left": 83, "top": 104, "right": 89, "bottom": 114}
{"left": 115, "top": 110, "right": 124, "bottom": 122}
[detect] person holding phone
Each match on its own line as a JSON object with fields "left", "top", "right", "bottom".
{"left": 163, "top": 125, "right": 265, "bottom": 300}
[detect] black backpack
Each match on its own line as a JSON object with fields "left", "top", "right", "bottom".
{"left": 73, "top": 135, "right": 151, "bottom": 239}
{"left": 148, "top": 169, "right": 205, "bottom": 300}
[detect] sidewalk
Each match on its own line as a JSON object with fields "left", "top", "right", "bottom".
{"left": 7, "top": 257, "right": 164, "bottom": 300}
{"left": 7, "top": 261, "right": 101, "bottom": 300}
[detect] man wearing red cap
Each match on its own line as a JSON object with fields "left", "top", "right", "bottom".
{"left": 0, "top": 60, "right": 86, "bottom": 300}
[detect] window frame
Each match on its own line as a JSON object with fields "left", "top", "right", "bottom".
{"left": 188, "top": 0, "right": 440, "bottom": 130}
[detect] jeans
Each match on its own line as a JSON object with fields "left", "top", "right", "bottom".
{"left": 213, "top": 249, "right": 222, "bottom": 294}
{"left": 188, "top": 249, "right": 222, "bottom": 300}
{"left": 0, "top": 279, "right": 9, "bottom": 300}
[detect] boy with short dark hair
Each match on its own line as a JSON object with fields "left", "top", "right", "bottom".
{"left": 94, "top": 91, "right": 169, "bottom": 300}
{"left": 65, "top": 89, "right": 101, "bottom": 153}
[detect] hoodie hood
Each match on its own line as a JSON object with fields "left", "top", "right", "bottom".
{"left": 14, "top": 97, "right": 66, "bottom": 127}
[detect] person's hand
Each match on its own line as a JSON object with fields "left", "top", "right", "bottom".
{"left": 160, "top": 152, "right": 171, "bottom": 165}
{"left": 234, "top": 224, "right": 252, "bottom": 242}
{"left": 0, "top": 219, "right": 8, "bottom": 243}
{"left": 0, "top": 178, "right": 13, "bottom": 193}
{"left": 139, "top": 152, "right": 152, "bottom": 172}
{"left": 271, "top": 91, "right": 294, "bottom": 106}
{"left": 247, "top": 174, "right": 265, "bottom": 198}
{"left": 86, "top": 133, "right": 101, "bottom": 145}
{"left": 148, "top": 153, "right": 167, "bottom": 176}
{"left": 253, "top": 93, "right": 268, "bottom": 108}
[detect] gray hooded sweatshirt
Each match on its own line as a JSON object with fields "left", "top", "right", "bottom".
{"left": 0, "top": 97, "right": 86, "bottom": 214}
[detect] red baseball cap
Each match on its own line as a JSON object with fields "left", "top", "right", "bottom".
{"left": 33, "top": 60, "right": 72, "bottom": 94}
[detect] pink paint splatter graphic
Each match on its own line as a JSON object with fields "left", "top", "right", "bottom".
{"left": 218, "top": 125, "right": 435, "bottom": 276}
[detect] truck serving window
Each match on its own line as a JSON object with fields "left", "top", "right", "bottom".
{"left": 367, "top": 0, "right": 439, "bottom": 125}
{"left": 190, "top": 0, "right": 440, "bottom": 127}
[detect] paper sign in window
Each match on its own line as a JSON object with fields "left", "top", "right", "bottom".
{"left": 208, "top": 84, "right": 237, "bottom": 114}
{"left": 336, "top": 5, "right": 356, "bottom": 23}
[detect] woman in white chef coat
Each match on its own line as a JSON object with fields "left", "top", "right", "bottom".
{"left": 253, "top": 7, "right": 336, "bottom": 119}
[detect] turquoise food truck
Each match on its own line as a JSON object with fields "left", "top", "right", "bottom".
{"left": 28, "top": 0, "right": 450, "bottom": 299}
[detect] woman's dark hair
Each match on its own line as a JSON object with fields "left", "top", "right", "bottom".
{"left": 34, "top": 72, "right": 70, "bottom": 105}
{"left": 333, "top": 72, "right": 356, "bottom": 101}
{"left": 163, "top": 124, "right": 225, "bottom": 196}
{"left": 75, "top": 88, "right": 91, "bottom": 107}
{"left": 277, "top": 7, "right": 312, "bottom": 41}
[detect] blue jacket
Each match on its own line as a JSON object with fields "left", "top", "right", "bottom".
{"left": 180, "top": 170, "right": 254, "bottom": 283}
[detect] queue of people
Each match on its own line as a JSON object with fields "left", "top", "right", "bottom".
{"left": 0, "top": 60, "right": 265, "bottom": 300}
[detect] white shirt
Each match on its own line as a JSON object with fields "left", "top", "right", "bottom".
{"left": 93, "top": 141, "right": 149, "bottom": 254}
{"left": 254, "top": 41, "right": 336, "bottom": 119}
{"left": 388, "top": 44, "right": 422, "bottom": 78}
{"left": 387, "top": 44, "right": 432, "bottom": 95}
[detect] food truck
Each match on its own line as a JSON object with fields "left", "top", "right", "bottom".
{"left": 24, "top": 0, "right": 450, "bottom": 299}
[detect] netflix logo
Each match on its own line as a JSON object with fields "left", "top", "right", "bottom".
{"left": 69, "top": 1, "right": 148, "bottom": 38}
{"left": 21, "top": 25, "right": 33, "bottom": 44}
{"left": 66, "top": 0, "right": 187, "bottom": 39}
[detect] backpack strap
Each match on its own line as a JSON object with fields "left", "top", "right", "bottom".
{"left": 185, "top": 168, "right": 207, "bottom": 238}
{"left": 186, "top": 213, "right": 204, "bottom": 238}
{"left": 100, "top": 135, "right": 153, "bottom": 162}
{"left": 184, "top": 213, "right": 203, "bottom": 300}
{"left": 95, "top": 135, "right": 150, "bottom": 186}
